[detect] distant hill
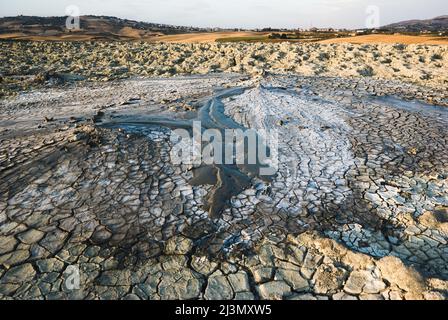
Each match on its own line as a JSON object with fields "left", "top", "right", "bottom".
{"left": 0, "top": 15, "right": 208, "bottom": 40}
{"left": 381, "top": 15, "right": 448, "bottom": 32}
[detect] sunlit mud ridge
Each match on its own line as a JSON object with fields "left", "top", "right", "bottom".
{"left": 0, "top": 74, "right": 447, "bottom": 300}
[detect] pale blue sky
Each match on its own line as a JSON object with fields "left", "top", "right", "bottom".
{"left": 0, "top": 0, "right": 446, "bottom": 29}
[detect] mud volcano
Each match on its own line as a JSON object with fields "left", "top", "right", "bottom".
{"left": 0, "top": 74, "right": 447, "bottom": 300}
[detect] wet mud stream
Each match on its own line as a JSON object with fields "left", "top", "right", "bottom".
{"left": 101, "top": 86, "right": 276, "bottom": 219}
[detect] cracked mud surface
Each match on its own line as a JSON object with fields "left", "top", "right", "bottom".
{"left": 0, "top": 74, "right": 448, "bottom": 300}
{"left": 1, "top": 42, "right": 447, "bottom": 97}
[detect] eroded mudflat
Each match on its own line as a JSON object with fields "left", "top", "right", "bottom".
{"left": 0, "top": 74, "right": 447, "bottom": 300}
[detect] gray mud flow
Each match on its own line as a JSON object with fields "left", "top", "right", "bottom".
{"left": 101, "top": 87, "right": 276, "bottom": 219}
{"left": 370, "top": 95, "right": 448, "bottom": 121}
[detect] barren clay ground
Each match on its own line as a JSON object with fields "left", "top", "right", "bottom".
{"left": 0, "top": 42, "right": 448, "bottom": 300}
{"left": 320, "top": 34, "right": 448, "bottom": 45}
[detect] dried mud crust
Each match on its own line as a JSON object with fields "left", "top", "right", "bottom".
{"left": 1, "top": 42, "right": 447, "bottom": 97}
{"left": 0, "top": 74, "right": 447, "bottom": 300}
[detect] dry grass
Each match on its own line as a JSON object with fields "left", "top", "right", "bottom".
{"left": 149, "top": 31, "right": 265, "bottom": 43}
{"left": 1, "top": 30, "right": 447, "bottom": 45}
{"left": 145, "top": 32, "right": 448, "bottom": 45}
{"left": 320, "top": 34, "right": 448, "bottom": 45}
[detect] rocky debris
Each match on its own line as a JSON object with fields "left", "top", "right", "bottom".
{"left": 1, "top": 263, "right": 36, "bottom": 284}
